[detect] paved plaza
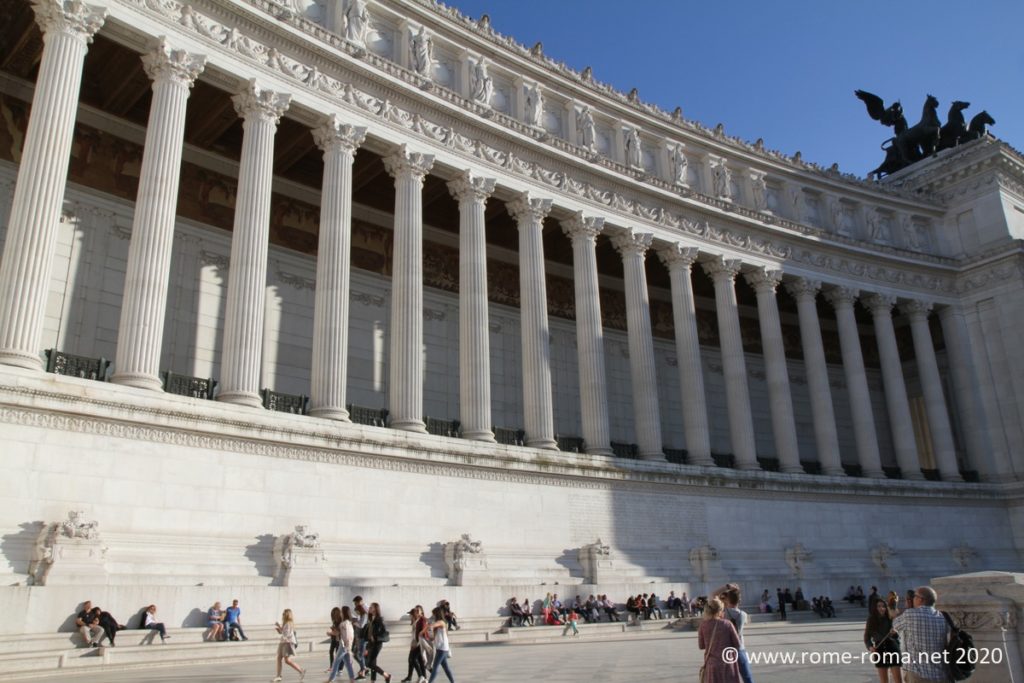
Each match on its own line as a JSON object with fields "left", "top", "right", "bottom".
{"left": 23, "top": 620, "right": 885, "bottom": 683}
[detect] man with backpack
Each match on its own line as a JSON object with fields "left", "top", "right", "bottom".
{"left": 892, "top": 585, "right": 969, "bottom": 683}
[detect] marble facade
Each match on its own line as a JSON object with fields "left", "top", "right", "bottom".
{"left": 0, "top": 0, "right": 1022, "bottom": 635}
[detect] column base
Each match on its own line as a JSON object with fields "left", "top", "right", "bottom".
{"left": 526, "top": 437, "right": 558, "bottom": 450}
{"left": 217, "top": 391, "right": 263, "bottom": 409}
{"left": 640, "top": 452, "right": 667, "bottom": 462}
{"left": 585, "top": 447, "right": 614, "bottom": 457}
{"left": 110, "top": 372, "right": 163, "bottom": 391}
{"left": 308, "top": 406, "right": 351, "bottom": 421}
{"left": 939, "top": 472, "right": 965, "bottom": 483}
{"left": 0, "top": 349, "right": 44, "bottom": 370}
{"left": 822, "top": 467, "right": 847, "bottom": 477}
{"left": 390, "top": 419, "right": 427, "bottom": 433}
{"left": 687, "top": 455, "right": 716, "bottom": 467}
{"left": 735, "top": 461, "right": 762, "bottom": 471}
{"left": 863, "top": 469, "right": 887, "bottom": 478}
{"left": 780, "top": 465, "right": 805, "bottom": 474}
{"left": 462, "top": 429, "right": 496, "bottom": 443}
{"left": 902, "top": 471, "right": 926, "bottom": 481}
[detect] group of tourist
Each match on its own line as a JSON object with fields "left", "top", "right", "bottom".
{"left": 75, "top": 601, "right": 170, "bottom": 646}
{"left": 507, "top": 591, "right": 701, "bottom": 629}
{"left": 205, "top": 599, "right": 248, "bottom": 641}
{"left": 314, "top": 595, "right": 456, "bottom": 683}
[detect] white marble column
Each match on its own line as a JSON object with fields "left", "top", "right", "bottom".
{"left": 864, "top": 293, "right": 922, "bottom": 479}
{"left": 702, "top": 256, "right": 758, "bottom": 470}
{"left": 447, "top": 170, "right": 496, "bottom": 442}
{"left": 506, "top": 192, "right": 557, "bottom": 450}
{"left": 0, "top": 0, "right": 106, "bottom": 369}
{"left": 903, "top": 300, "right": 963, "bottom": 481}
{"left": 612, "top": 229, "right": 664, "bottom": 461}
{"left": 825, "top": 287, "right": 885, "bottom": 478}
{"left": 658, "top": 245, "right": 712, "bottom": 465}
{"left": 937, "top": 305, "right": 994, "bottom": 480}
{"left": 111, "top": 41, "right": 205, "bottom": 390}
{"left": 382, "top": 145, "right": 435, "bottom": 432}
{"left": 308, "top": 116, "right": 365, "bottom": 420}
{"left": 562, "top": 212, "right": 611, "bottom": 455}
{"left": 745, "top": 268, "right": 802, "bottom": 473}
{"left": 217, "top": 81, "right": 291, "bottom": 407}
{"left": 786, "top": 278, "right": 845, "bottom": 476}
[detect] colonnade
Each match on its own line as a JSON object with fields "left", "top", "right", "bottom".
{"left": 0, "top": 8, "right": 988, "bottom": 482}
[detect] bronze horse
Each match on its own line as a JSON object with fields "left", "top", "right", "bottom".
{"left": 938, "top": 101, "right": 971, "bottom": 151}
{"left": 964, "top": 111, "right": 995, "bottom": 142}
{"left": 898, "top": 94, "right": 940, "bottom": 163}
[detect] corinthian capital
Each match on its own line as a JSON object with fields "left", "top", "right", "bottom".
{"left": 657, "top": 243, "right": 700, "bottom": 271}
{"left": 446, "top": 170, "right": 496, "bottom": 205}
{"left": 863, "top": 293, "right": 897, "bottom": 316}
{"left": 32, "top": 0, "right": 106, "bottom": 43}
{"left": 824, "top": 286, "right": 859, "bottom": 310}
{"left": 701, "top": 254, "right": 743, "bottom": 282}
{"left": 141, "top": 38, "right": 206, "bottom": 88}
{"left": 232, "top": 80, "right": 291, "bottom": 125}
{"left": 506, "top": 192, "right": 552, "bottom": 224}
{"left": 901, "top": 299, "right": 933, "bottom": 320}
{"left": 311, "top": 115, "right": 366, "bottom": 153}
{"left": 610, "top": 228, "right": 653, "bottom": 258}
{"left": 784, "top": 277, "right": 821, "bottom": 301}
{"left": 743, "top": 267, "right": 783, "bottom": 293}
{"left": 561, "top": 212, "right": 604, "bottom": 244}
{"left": 383, "top": 144, "right": 435, "bottom": 180}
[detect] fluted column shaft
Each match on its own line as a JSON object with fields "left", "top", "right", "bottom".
{"left": 507, "top": 193, "right": 557, "bottom": 450}
{"left": 218, "top": 82, "right": 290, "bottom": 407}
{"left": 825, "top": 287, "right": 885, "bottom": 477}
{"left": 865, "top": 294, "right": 922, "bottom": 479}
{"left": 112, "top": 42, "right": 205, "bottom": 389}
{"left": 309, "top": 117, "right": 365, "bottom": 420}
{"left": 787, "top": 278, "right": 845, "bottom": 476}
{"left": 938, "top": 305, "right": 994, "bottom": 479}
{"left": 745, "top": 269, "right": 802, "bottom": 473}
{"left": 659, "top": 246, "right": 712, "bottom": 465}
{"left": 0, "top": 0, "right": 106, "bottom": 369}
{"left": 562, "top": 213, "right": 611, "bottom": 455}
{"left": 904, "top": 301, "right": 962, "bottom": 481}
{"left": 612, "top": 230, "right": 664, "bottom": 460}
{"left": 382, "top": 146, "right": 435, "bottom": 432}
{"left": 702, "top": 257, "right": 758, "bottom": 470}
{"left": 448, "top": 171, "right": 496, "bottom": 441}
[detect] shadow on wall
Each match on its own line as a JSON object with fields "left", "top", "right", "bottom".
{"left": 244, "top": 533, "right": 277, "bottom": 581}
{"left": 0, "top": 520, "right": 45, "bottom": 580}
{"left": 555, "top": 548, "right": 582, "bottom": 578}
{"left": 183, "top": 607, "right": 207, "bottom": 628}
{"left": 419, "top": 542, "right": 447, "bottom": 580}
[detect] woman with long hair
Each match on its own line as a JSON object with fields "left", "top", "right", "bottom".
{"left": 327, "top": 606, "right": 343, "bottom": 671}
{"left": 426, "top": 606, "right": 454, "bottom": 683}
{"left": 273, "top": 608, "right": 305, "bottom": 681}
{"left": 364, "top": 602, "right": 392, "bottom": 682}
{"left": 864, "top": 598, "right": 902, "bottom": 683}
{"left": 402, "top": 605, "right": 428, "bottom": 683}
{"left": 326, "top": 606, "right": 356, "bottom": 683}
{"left": 697, "top": 598, "right": 741, "bottom": 683}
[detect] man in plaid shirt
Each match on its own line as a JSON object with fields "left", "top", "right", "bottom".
{"left": 892, "top": 585, "right": 951, "bottom": 683}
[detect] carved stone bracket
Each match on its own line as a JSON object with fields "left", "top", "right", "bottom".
{"left": 443, "top": 533, "right": 488, "bottom": 586}
{"left": 273, "top": 524, "right": 327, "bottom": 586}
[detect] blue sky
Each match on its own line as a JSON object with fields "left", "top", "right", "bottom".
{"left": 443, "top": 0, "right": 1024, "bottom": 177}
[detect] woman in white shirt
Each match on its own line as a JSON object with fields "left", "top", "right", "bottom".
{"left": 143, "top": 605, "right": 169, "bottom": 643}
{"left": 426, "top": 606, "right": 454, "bottom": 683}
{"left": 273, "top": 608, "right": 306, "bottom": 681}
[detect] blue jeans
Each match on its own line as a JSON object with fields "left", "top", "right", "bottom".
{"left": 328, "top": 650, "right": 355, "bottom": 682}
{"left": 227, "top": 622, "right": 247, "bottom": 640}
{"left": 353, "top": 637, "right": 366, "bottom": 670}
{"left": 738, "top": 648, "right": 755, "bottom": 683}
{"left": 428, "top": 650, "right": 454, "bottom": 683}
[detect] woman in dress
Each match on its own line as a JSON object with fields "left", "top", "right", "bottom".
{"left": 207, "top": 601, "right": 225, "bottom": 642}
{"left": 864, "top": 598, "right": 902, "bottom": 683}
{"left": 326, "top": 606, "right": 356, "bottom": 683}
{"left": 401, "top": 605, "right": 428, "bottom": 683}
{"left": 697, "top": 598, "right": 741, "bottom": 683}
{"left": 426, "top": 606, "right": 454, "bottom": 683}
{"left": 364, "top": 602, "right": 392, "bottom": 682}
{"left": 273, "top": 608, "right": 305, "bottom": 681}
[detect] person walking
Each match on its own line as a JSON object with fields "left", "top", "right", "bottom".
{"left": 426, "top": 606, "right": 454, "bottom": 683}
{"left": 326, "top": 606, "right": 357, "bottom": 683}
{"left": 561, "top": 609, "right": 580, "bottom": 637}
{"left": 363, "top": 602, "right": 392, "bottom": 682}
{"left": 698, "top": 598, "right": 742, "bottom": 683}
{"left": 327, "top": 607, "right": 343, "bottom": 671}
{"left": 864, "top": 596, "right": 902, "bottom": 683}
{"left": 272, "top": 608, "right": 305, "bottom": 682}
{"left": 715, "top": 584, "right": 755, "bottom": 683}
{"left": 353, "top": 597, "right": 368, "bottom": 679}
{"left": 401, "top": 606, "right": 428, "bottom": 683}
{"left": 776, "top": 588, "right": 786, "bottom": 621}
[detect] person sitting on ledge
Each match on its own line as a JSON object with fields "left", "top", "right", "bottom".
{"left": 845, "top": 585, "right": 857, "bottom": 603}
{"left": 143, "top": 604, "right": 170, "bottom": 644}
{"left": 794, "top": 587, "right": 805, "bottom": 609}
{"left": 822, "top": 597, "right": 836, "bottom": 618}
{"left": 647, "top": 592, "right": 663, "bottom": 620}
{"left": 93, "top": 606, "right": 125, "bottom": 647}
{"left": 854, "top": 586, "right": 866, "bottom": 607}
{"left": 206, "top": 601, "right": 226, "bottom": 641}
{"left": 75, "top": 601, "right": 105, "bottom": 648}
{"left": 225, "top": 599, "right": 248, "bottom": 641}
{"left": 601, "top": 595, "right": 620, "bottom": 622}
{"left": 519, "top": 597, "right": 534, "bottom": 626}
{"left": 508, "top": 597, "right": 524, "bottom": 627}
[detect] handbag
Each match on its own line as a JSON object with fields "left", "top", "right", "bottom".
{"left": 698, "top": 620, "right": 721, "bottom": 683}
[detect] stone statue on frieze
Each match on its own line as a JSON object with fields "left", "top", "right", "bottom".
{"left": 29, "top": 510, "right": 108, "bottom": 586}
{"left": 578, "top": 537, "right": 623, "bottom": 584}
{"left": 443, "top": 533, "right": 489, "bottom": 586}
{"left": 409, "top": 26, "right": 432, "bottom": 77}
{"left": 343, "top": 0, "right": 371, "bottom": 48}
{"left": 855, "top": 90, "right": 995, "bottom": 179}
{"left": 871, "top": 543, "right": 896, "bottom": 576}
{"left": 274, "top": 524, "right": 328, "bottom": 587}
{"left": 951, "top": 543, "right": 977, "bottom": 571}
{"left": 785, "top": 543, "right": 812, "bottom": 579}
{"left": 688, "top": 544, "right": 719, "bottom": 583}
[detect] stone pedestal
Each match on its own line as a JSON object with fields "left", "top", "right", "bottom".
{"left": 932, "top": 572, "right": 1024, "bottom": 683}
{"left": 578, "top": 539, "right": 627, "bottom": 584}
{"left": 273, "top": 526, "right": 328, "bottom": 587}
{"left": 443, "top": 534, "right": 490, "bottom": 586}
{"left": 29, "top": 512, "right": 107, "bottom": 586}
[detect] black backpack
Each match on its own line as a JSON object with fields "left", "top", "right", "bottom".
{"left": 941, "top": 611, "right": 976, "bottom": 681}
